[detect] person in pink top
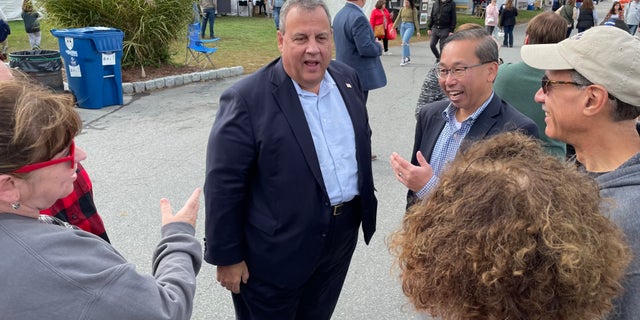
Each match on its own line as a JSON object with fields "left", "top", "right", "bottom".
{"left": 485, "top": 0, "right": 499, "bottom": 36}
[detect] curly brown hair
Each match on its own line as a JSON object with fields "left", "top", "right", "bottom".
{"left": 389, "top": 132, "right": 630, "bottom": 320}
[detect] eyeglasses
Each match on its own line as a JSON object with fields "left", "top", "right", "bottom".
{"left": 540, "top": 76, "right": 586, "bottom": 94}
{"left": 13, "top": 141, "right": 75, "bottom": 174}
{"left": 436, "top": 61, "right": 493, "bottom": 79}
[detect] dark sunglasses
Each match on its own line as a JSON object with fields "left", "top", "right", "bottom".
{"left": 541, "top": 76, "right": 585, "bottom": 94}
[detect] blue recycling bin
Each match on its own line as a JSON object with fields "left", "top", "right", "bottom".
{"left": 51, "top": 27, "right": 124, "bottom": 109}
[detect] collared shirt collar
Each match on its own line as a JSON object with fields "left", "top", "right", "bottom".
{"left": 292, "top": 70, "right": 335, "bottom": 96}
{"left": 442, "top": 92, "right": 495, "bottom": 124}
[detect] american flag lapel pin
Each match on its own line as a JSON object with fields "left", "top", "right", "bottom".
{"left": 346, "top": 83, "right": 352, "bottom": 88}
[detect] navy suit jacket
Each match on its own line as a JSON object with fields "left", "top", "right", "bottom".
{"left": 204, "top": 58, "right": 377, "bottom": 288}
{"left": 408, "top": 93, "right": 539, "bottom": 204}
{"left": 333, "top": 2, "right": 387, "bottom": 91}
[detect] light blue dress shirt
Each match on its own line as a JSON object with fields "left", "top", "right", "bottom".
{"left": 416, "top": 93, "right": 495, "bottom": 199}
{"left": 293, "top": 71, "right": 359, "bottom": 205}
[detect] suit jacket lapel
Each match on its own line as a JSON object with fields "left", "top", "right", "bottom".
{"left": 465, "top": 94, "right": 500, "bottom": 140}
{"left": 270, "top": 59, "right": 328, "bottom": 196}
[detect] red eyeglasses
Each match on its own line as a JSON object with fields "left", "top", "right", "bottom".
{"left": 13, "top": 141, "right": 75, "bottom": 174}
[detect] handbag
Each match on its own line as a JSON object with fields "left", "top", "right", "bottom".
{"left": 374, "top": 24, "right": 385, "bottom": 38}
{"left": 386, "top": 23, "right": 397, "bottom": 40}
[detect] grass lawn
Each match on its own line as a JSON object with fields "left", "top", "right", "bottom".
{"left": 5, "top": 9, "right": 541, "bottom": 74}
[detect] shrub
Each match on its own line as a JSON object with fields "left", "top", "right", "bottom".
{"left": 39, "top": 0, "right": 194, "bottom": 67}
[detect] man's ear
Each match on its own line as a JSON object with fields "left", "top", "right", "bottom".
{"left": 0, "top": 175, "right": 21, "bottom": 204}
{"left": 583, "top": 84, "right": 610, "bottom": 117}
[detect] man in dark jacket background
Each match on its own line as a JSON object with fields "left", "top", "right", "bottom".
{"left": 427, "top": 0, "right": 456, "bottom": 61}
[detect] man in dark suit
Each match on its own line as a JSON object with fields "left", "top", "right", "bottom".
{"left": 333, "top": 0, "right": 387, "bottom": 101}
{"left": 390, "top": 28, "right": 538, "bottom": 206}
{"left": 203, "top": 0, "right": 377, "bottom": 318}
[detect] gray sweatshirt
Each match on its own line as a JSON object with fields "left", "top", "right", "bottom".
{"left": 0, "top": 214, "right": 202, "bottom": 319}
{"left": 593, "top": 152, "right": 640, "bottom": 320}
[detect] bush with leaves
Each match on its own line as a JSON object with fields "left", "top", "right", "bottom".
{"left": 40, "top": 0, "right": 195, "bottom": 67}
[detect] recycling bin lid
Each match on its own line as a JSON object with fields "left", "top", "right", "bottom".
{"left": 51, "top": 27, "right": 124, "bottom": 53}
{"left": 51, "top": 27, "right": 123, "bottom": 38}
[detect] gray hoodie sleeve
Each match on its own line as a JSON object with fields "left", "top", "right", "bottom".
{"left": 87, "top": 222, "right": 202, "bottom": 320}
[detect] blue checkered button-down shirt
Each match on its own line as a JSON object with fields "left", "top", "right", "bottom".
{"left": 415, "top": 93, "right": 494, "bottom": 199}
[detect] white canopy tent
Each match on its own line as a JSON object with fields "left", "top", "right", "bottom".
{"left": 0, "top": 0, "right": 25, "bottom": 21}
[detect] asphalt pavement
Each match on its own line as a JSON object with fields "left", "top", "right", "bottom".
{"left": 75, "top": 6, "right": 610, "bottom": 319}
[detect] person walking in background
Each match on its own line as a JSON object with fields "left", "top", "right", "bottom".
{"left": 494, "top": 12, "right": 568, "bottom": 158}
{"left": 390, "top": 28, "right": 538, "bottom": 207}
{"left": 625, "top": 0, "right": 640, "bottom": 35}
{"left": 370, "top": 0, "right": 392, "bottom": 55}
{"left": 576, "top": 0, "right": 598, "bottom": 32}
{"left": 498, "top": 0, "right": 518, "bottom": 47}
{"left": 271, "top": 0, "right": 285, "bottom": 29}
{"left": 484, "top": 0, "right": 499, "bottom": 36}
{"left": 559, "top": 0, "right": 578, "bottom": 37}
{"left": 389, "top": 132, "right": 631, "bottom": 320}
{"left": 393, "top": 0, "right": 421, "bottom": 66}
{"left": 334, "top": 0, "right": 387, "bottom": 100}
{"left": 603, "top": 1, "right": 625, "bottom": 22}
{"left": 427, "top": 0, "right": 456, "bottom": 62}
{"left": 521, "top": 26, "right": 640, "bottom": 319}
{"left": 21, "top": 0, "right": 41, "bottom": 50}
{"left": 200, "top": 0, "right": 217, "bottom": 38}
{"left": 204, "top": 0, "right": 378, "bottom": 318}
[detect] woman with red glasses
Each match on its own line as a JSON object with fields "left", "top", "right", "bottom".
{"left": 0, "top": 79, "right": 203, "bottom": 319}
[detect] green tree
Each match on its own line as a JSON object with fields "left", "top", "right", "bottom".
{"left": 40, "top": 0, "right": 194, "bottom": 67}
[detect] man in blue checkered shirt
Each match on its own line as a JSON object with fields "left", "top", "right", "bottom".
{"left": 390, "top": 28, "right": 538, "bottom": 206}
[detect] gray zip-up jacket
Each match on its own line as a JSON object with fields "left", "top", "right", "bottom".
{"left": 0, "top": 214, "right": 202, "bottom": 319}
{"left": 594, "top": 152, "right": 640, "bottom": 320}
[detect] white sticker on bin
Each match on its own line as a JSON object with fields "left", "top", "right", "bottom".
{"left": 102, "top": 53, "right": 116, "bottom": 66}
{"left": 69, "top": 65, "right": 82, "bottom": 78}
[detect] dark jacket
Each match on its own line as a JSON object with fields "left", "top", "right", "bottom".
{"left": 428, "top": 0, "right": 457, "bottom": 30}
{"left": 499, "top": 6, "right": 518, "bottom": 27}
{"left": 406, "top": 93, "right": 539, "bottom": 206}
{"left": 576, "top": 7, "right": 595, "bottom": 29}
{"left": 204, "top": 58, "right": 377, "bottom": 288}
{"left": 21, "top": 11, "right": 40, "bottom": 33}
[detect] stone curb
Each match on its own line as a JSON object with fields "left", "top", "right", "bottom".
{"left": 122, "top": 66, "right": 245, "bottom": 94}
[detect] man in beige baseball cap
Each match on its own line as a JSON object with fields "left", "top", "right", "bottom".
{"left": 521, "top": 26, "right": 640, "bottom": 320}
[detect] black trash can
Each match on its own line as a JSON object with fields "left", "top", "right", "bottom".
{"left": 8, "top": 50, "right": 64, "bottom": 92}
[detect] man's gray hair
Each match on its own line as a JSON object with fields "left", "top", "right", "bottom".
{"left": 442, "top": 29, "right": 499, "bottom": 64}
{"left": 279, "top": 0, "right": 332, "bottom": 34}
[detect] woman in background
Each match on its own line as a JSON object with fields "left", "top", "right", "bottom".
{"left": 499, "top": 0, "right": 518, "bottom": 47}
{"left": 484, "top": 0, "right": 499, "bottom": 36}
{"left": 576, "top": 0, "right": 598, "bottom": 32}
{"left": 370, "top": 0, "right": 392, "bottom": 55}
{"left": 393, "top": 0, "right": 420, "bottom": 66}
{"left": 21, "top": 0, "right": 41, "bottom": 50}
{"left": 559, "top": 0, "right": 577, "bottom": 37}
{"left": 603, "top": 1, "right": 624, "bottom": 22}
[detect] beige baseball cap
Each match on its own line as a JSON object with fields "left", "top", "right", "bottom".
{"left": 521, "top": 26, "right": 640, "bottom": 106}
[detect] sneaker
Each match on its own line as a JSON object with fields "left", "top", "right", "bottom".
{"left": 383, "top": 51, "right": 392, "bottom": 55}
{"left": 400, "top": 58, "right": 408, "bottom": 66}
{"left": 406, "top": 57, "right": 411, "bottom": 64}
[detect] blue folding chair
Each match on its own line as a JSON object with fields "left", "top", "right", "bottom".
{"left": 185, "top": 22, "right": 219, "bottom": 68}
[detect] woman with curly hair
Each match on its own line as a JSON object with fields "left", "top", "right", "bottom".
{"left": 389, "top": 132, "right": 630, "bottom": 320}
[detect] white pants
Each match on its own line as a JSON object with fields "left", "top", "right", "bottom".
{"left": 27, "top": 32, "right": 41, "bottom": 49}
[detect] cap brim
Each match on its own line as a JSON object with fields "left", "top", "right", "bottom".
{"left": 521, "top": 43, "right": 573, "bottom": 70}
